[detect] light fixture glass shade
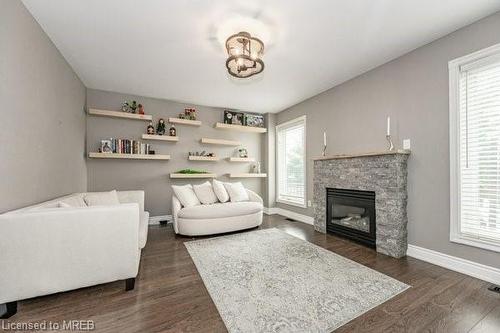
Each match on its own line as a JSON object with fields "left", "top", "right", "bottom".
{"left": 225, "top": 31, "right": 264, "bottom": 78}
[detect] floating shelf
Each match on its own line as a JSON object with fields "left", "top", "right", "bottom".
{"left": 88, "top": 152, "right": 170, "bottom": 160}
{"left": 215, "top": 122, "right": 267, "bottom": 133}
{"left": 200, "top": 138, "right": 241, "bottom": 146}
{"left": 168, "top": 118, "right": 202, "bottom": 126}
{"left": 170, "top": 173, "right": 216, "bottom": 179}
{"left": 88, "top": 108, "right": 152, "bottom": 121}
{"left": 228, "top": 157, "right": 255, "bottom": 162}
{"left": 228, "top": 173, "right": 267, "bottom": 178}
{"left": 188, "top": 156, "right": 219, "bottom": 161}
{"left": 142, "top": 134, "right": 179, "bottom": 142}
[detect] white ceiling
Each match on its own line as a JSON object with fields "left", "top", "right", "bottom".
{"left": 23, "top": 0, "right": 500, "bottom": 113}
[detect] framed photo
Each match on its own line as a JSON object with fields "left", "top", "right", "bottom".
{"left": 245, "top": 114, "right": 265, "bottom": 128}
{"left": 101, "top": 139, "right": 113, "bottom": 153}
{"left": 224, "top": 110, "right": 245, "bottom": 125}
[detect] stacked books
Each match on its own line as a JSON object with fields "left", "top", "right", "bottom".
{"left": 101, "top": 138, "right": 152, "bottom": 155}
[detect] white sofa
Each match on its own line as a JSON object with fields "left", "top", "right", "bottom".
{"left": 0, "top": 190, "right": 148, "bottom": 318}
{"left": 172, "top": 189, "right": 263, "bottom": 236}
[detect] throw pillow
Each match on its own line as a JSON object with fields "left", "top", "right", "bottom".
{"left": 172, "top": 184, "right": 200, "bottom": 207}
{"left": 224, "top": 182, "right": 249, "bottom": 202}
{"left": 193, "top": 182, "right": 218, "bottom": 205}
{"left": 59, "top": 195, "right": 87, "bottom": 207}
{"left": 212, "top": 179, "right": 229, "bottom": 203}
{"left": 84, "top": 190, "right": 121, "bottom": 206}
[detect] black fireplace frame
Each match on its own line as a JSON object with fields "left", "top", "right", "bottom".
{"left": 326, "top": 188, "right": 376, "bottom": 248}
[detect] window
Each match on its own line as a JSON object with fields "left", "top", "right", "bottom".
{"left": 449, "top": 44, "right": 500, "bottom": 252}
{"left": 276, "top": 116, "right": 306, "bottom": 207}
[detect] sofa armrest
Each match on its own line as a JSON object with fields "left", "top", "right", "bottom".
{"left": 246, "top": 189, "right": 263, "bottom": 205}
{"left": 172, "top": 195, "right": 182, "bottom": 234}
{"left": 0, "top": 204, "right": 140, "bottom": 304}
{"left": 117, "top": 190, "right": 145, "bottom": 213}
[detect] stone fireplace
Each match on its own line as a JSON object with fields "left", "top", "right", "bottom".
{"left": 313, "top": 151, "right": 410, "bottom": 258}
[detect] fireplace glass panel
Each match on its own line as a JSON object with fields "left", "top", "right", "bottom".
{"left": 326, "top": 188, "right": 376, "bottom": 248}
{"left": 331, "top": 203, "right": 370, "bottom": 233}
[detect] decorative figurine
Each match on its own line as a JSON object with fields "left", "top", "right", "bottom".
{"left": 147, "top": 121, "right": 155, "bottom": 135}
{"left": 138, "top": 104, "right": 144, "bottom": 115}
{"left": 169, "top": 123, "right": 176, "bottom": 136}
{"left": 121, "top": 102, "right": 129, "bottom": 112}
{"left": 122, "top": 100, "right": 139, "bottom": 113}
{"left": 156, "top": 118, "right": 166, "bottom": 135}
{"left": 238, "top": 148, "right": 248, "bottom": 158}
{"left": 129, "top": 101, "right": 138, "bottom": 113}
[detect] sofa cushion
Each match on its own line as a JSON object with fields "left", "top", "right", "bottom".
{"left": 139, "top": 211, "right": 149, "bottom": 249}
{"left": 84, "top": 190, "right": 120, "bottom": 206}
{"left": 224, "top": 182, "right": 249, "bottom": 202}
{"left": 193, "top": 181, "right": 218, "bottom": 205}
{"left": 178, "top": 201, "right": 262, "bottom": 220}
{"left": 212, "top": 179, "right": 229, "bottom": 203}
{"left": 59, "top": 195, "right": 87, "bottom": 207}
{"left": 172, "top": 184, "right": 200, "bottom": 208}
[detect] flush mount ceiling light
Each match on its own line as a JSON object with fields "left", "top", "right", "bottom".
{"left": 225, "top": 31, "right": 264, "bottom": 78}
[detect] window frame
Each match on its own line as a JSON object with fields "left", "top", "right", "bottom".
{"left": 449, "top": 43, "right": 500, "bottom": 253}
{"left": 276, "top": 115, "right": 307, "bottom": 208}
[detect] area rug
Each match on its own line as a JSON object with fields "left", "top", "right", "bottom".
{"left": 185, "top": 228, "right": 409, "bottom": 333}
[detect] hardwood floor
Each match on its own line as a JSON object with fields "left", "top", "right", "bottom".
{"left": 3, "top": 215, "right": 500, "bottom": 332}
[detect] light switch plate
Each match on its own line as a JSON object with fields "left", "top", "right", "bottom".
{"left": 403, "top": 139, "right": 411, "bottom": 150}
{"left": 307, "top": 200, "right": 312, "bottom": 207}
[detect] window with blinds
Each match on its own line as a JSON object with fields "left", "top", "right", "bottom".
{"left": 276, "top": 116, "right": 306, "bottom": 207}
{"left": 450, "top": 44, "right": 500, "bottom": 252}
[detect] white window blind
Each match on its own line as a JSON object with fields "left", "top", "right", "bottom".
{"left": 277, "top": 116, "right": 306, "bottom": 207}
{"left": 451, "top": 45, "right": 500, "bottom": 251}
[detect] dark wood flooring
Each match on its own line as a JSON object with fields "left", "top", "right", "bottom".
{"left": 3, "top": 215, "right": 500, "bottom": 332}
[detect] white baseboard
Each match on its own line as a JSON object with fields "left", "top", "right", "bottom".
{"left": 264, "top": 207, "right": 314, "bottom": 225}
{"left": 407, "top": 244, "right": 500, "bottom": 285}
{"left": 149, "top": 215, "right": 172, "bottom": 225}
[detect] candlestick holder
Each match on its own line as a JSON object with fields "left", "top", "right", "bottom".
{"left": 386, "top": 135, "right": 395, "bottom": 151}
{"left": 322, "top": 144, "right": 327, "bottom": 157}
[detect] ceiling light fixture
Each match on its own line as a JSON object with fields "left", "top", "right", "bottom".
{"left": 225, "top": 31, "right": 264, "bottom": 78}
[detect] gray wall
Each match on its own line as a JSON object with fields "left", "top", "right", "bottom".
{"left": 275, "top": 11, "right": 500, "bottom": 268}
{"left": 86, "top": 89, "right": 264, "bottom": 216}
{"left": 0, "top": 0, "right": 87, "bottom": 213}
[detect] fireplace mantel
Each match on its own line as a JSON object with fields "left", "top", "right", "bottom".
{"left": 313, "top": 149, "right": 410, "bottom": 161}
{"left": 313, "top": 151, "right": 409, "bottom": 258}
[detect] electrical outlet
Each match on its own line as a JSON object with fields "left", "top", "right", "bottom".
{"left": 307, "top": 200, "right": 312, "bottom": 207}
{"left": 403, "top": 139, "right": 411, "bottom": 150}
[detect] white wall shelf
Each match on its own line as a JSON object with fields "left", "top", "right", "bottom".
{"left": 168, "top": 117, "right": 202, "bottom": 126}
{"left": 188, "top": 156, "right": 219, "bottom": 161}
{"left": 170, "top": 173, "right": 216, "bottom": 179}
{"left": 88, "top": 108, "right": 153, "bottom": 121}
{"left": 227, "top": 157, "right": 255, "bottom": 162}
{"left": 215, "top": 122, "right": 267, "bottom": 133}
{"left": 88, "top": 152, "right": 170, "bottom": 160}
{"left": 228, "top": 173, "right": 267, "bottom": 178}
{"left": 141, "top": 134, "right": 179, "bottom": 142}
{"left": 200, "top": 138, "right": 241, "bottom": 146}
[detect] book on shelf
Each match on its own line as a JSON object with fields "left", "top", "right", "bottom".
{"left": 104, "top": 138, "right": 153, "bottom": 155}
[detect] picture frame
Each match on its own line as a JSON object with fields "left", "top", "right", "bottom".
{"left": 245, "top": 114, "right": 265, "bottom": 128}
{"left": 224, "top": 110, "right": 245, "bottom": 125}
{"left": 101, "top": 139, "right": 113, "bottom": 153}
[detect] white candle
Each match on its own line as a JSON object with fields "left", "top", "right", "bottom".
{"left": 323, "top": 132, "right": 327, "bottom": 146}
{"left": 386, "top": 117, "right": 391, "bottom": 136}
